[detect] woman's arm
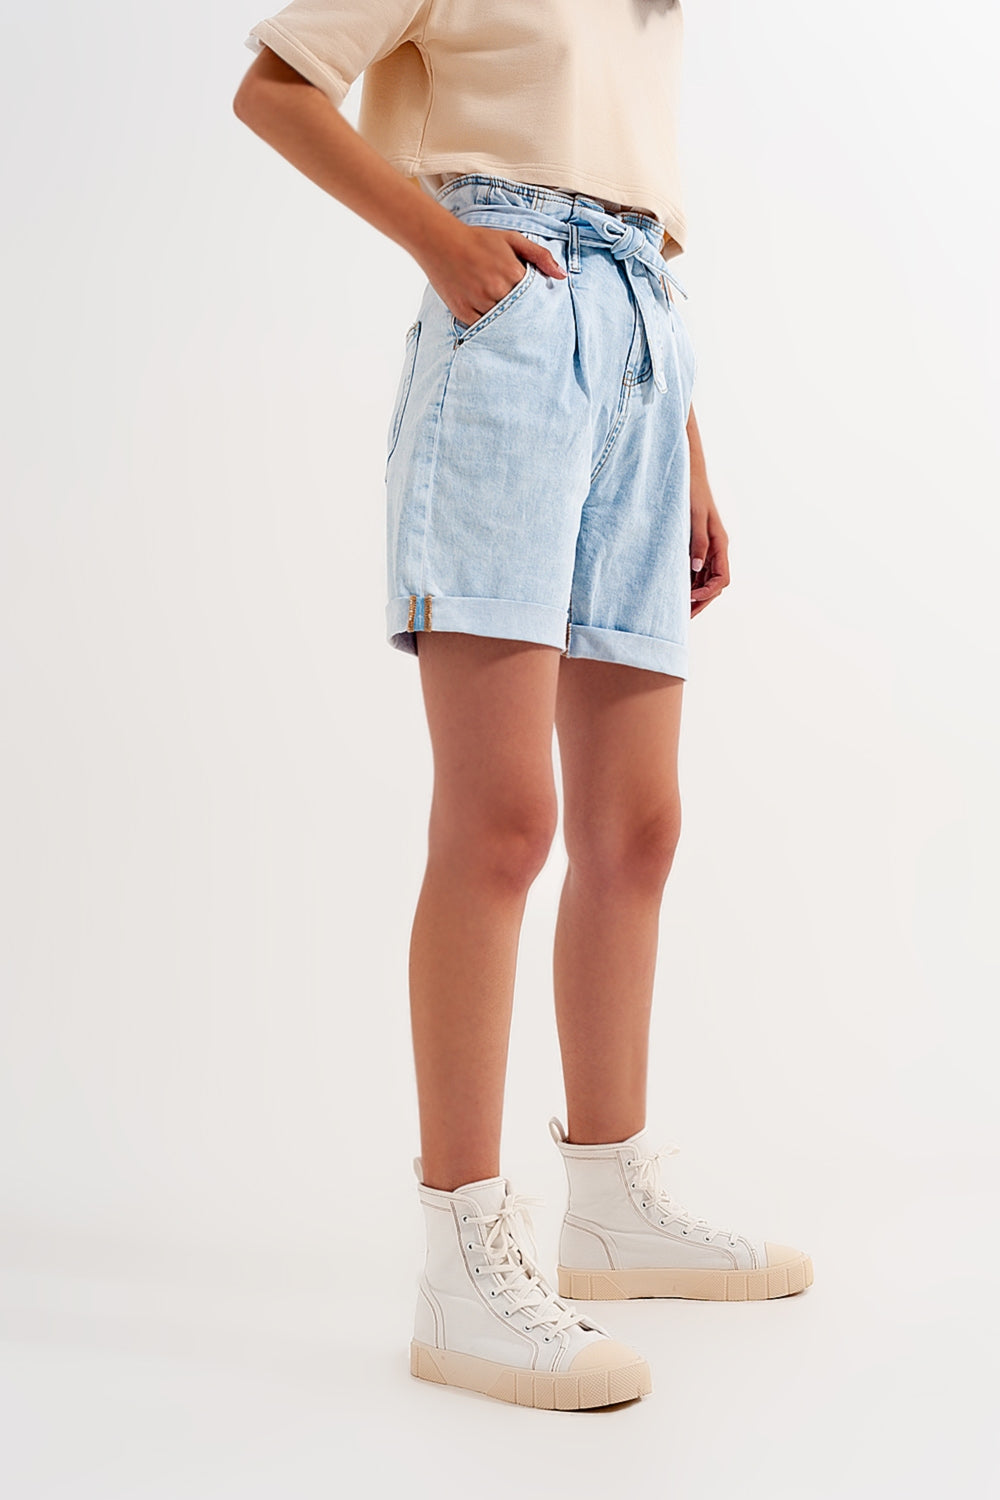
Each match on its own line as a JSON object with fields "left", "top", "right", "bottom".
{"left": 686, "top": 403, "right": 730, "bottom": 616}
{"left": 232, "top": 47, "right": 564, "bottom": 326}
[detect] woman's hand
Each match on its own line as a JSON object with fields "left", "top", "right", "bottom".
{"left": 232, "top": 62, "right": 564, "bottom": 332}
{"left": 421, "top": 221, "right": 566, "bottom": 329}
{"left": 686, "top": 404, "right": 730, "bottom": 617}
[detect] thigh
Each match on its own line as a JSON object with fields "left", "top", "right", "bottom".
{"left": 555, "top": 658, "right": 684, "bottom": 856}
{"left": 417, "top": 633, "right": 564, "bottom": 834}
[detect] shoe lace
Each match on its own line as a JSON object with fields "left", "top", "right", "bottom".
{"left": 463, "top": 1191, "right": 590, "bottom": 1341}
{"left": 626, "top": 1143, "right": 740, "bottom": 1249}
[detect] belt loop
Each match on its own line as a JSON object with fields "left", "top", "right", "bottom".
{"left": 568, "top": 220, "right": 581, "bottom": 274}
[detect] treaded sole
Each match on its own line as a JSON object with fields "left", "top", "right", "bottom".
{"left": 557, "top": 1254, "right": 814, "bottom": 1302}
{"left": 409, "top": 1340, "right": 652, "bottom": 1408}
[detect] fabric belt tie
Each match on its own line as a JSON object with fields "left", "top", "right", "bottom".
{"left": 450, "top": 202, "right": 688, "bottom": 395}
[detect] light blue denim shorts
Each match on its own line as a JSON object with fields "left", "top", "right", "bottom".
{"left": 384, "top": 174, "right": 697, "bottom": 677}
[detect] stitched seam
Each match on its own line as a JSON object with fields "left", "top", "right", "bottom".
{"left": 590, "top": 299, "right": 644, "bottom": 480}
{"left": 417, "top": 1279, "right": 444, "bottom": 1345}
{"left": 386, "top": 320, "right": 421, "bottom": 465}
{"left": 563, "top": 1215, "right": 618, "bottom": 1270}
{"left": 391, "top": 591, "right": 569, "bottom": 613}
{"left": 452, "top": 262, "right": 538, "bottom": 343}
{"left": 416, "top": 331, "right": 457, "bottom": 595}
{"left": 410, "top": 1, "right": 437, "bottom": 159}
{"left": 589, "top": 383, "right": 632, "bottom": 484}
{"left": 249, "top": 22, "right": 351, "bottom": 103}
{"left": 569, "top": 623, "right": 687, "bottom": 650}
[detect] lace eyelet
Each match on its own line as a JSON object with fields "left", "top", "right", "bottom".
{"left": 474, "top": 1266, "right": 480, "bottom": 1273}
{"left": 462, "top": 1215, "right": 468, "bottom": 1222}
{"left": 504, "top": 1310, "right": 510, "bottom": 1317}
{"left": 682, "top": 1228, "right": 689, "bottom": 1235}
{"left": 660, "top": 1220, "right": 665, "bottom": 1226}
{"left": 704, "top": 1235, "right": 711, "bottom": 1242}
{"left": 543, "top": 1335, "right": 551, "bottom": 1343}
{"left": 490, "top": 1290, "right": 496, "bottom": 1296}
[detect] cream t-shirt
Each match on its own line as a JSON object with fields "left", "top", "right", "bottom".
{"left": 244, "top": 0, "right": 688, "bottom": 259}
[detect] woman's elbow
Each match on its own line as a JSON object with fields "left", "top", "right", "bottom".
{"left": 232, "top": 46, "right": 303, "bottom": 123}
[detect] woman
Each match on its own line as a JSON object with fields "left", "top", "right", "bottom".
{"left": 234, "top": 0, "right": 812, "bottom": 1411}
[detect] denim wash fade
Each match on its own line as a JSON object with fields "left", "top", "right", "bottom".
{"left": 384, "top": 174, "right": 698, "bottom": 678}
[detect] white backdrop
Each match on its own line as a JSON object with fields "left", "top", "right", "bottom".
{"left": 2, "top": 2, "right": 997, "bottom": 1495}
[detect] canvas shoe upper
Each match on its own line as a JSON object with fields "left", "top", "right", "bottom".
{"left": 410, "top": 1158, "right": 652, "bottom": 1407}
{"left": 549, "top": 1117, "right": 813, "bottom": 1302}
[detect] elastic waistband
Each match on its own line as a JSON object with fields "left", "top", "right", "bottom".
{"left": 435, "top": 173, "right": 688, "bottom": 302}
{"left": 436, "top": 172, "right": 665, "bottom": 236}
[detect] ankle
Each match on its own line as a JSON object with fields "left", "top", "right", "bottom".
{"left": 415, "top": 1156, "right": 502, "bottom": 1191}
{"left": 562, "top": 1114, "right": 646, "bottom": 1146}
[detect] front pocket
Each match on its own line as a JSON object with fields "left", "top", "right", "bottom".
{"left": 451, "top": 260, "right": 538, "bottom": 344}
{"left": 386, "top": 318, "right": 421, "bottom": 464}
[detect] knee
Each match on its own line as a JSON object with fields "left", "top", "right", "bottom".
{"left": 431, "top": 794, "right": 559, "bottom": 891}
{"left": 632, "top": 806, "right": 683, "bottom": 888}
{"left": 565, "top": 801, "right": 682, "bottom": 893}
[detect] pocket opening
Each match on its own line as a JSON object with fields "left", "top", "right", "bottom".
{"left": 451, "top": 260, "right": 538, "bottom": 343}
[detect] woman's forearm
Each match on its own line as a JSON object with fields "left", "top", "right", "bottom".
{"left": 233, "top": 46, "right": 462, "bottom": 269}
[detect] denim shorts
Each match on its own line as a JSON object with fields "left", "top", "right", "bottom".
{"left": 384, "top": 174, "right": 698, "bottom": 677}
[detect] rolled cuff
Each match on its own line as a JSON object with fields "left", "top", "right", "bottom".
{"left": 244, "top": 21, "right": 351, "bottom": 107}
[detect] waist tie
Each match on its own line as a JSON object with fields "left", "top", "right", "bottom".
{"left": 449, "top": 201, "right": 688, "bottom": 395}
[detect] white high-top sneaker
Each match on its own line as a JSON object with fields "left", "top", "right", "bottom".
{"left": 549, "top": 1118, "right": 813, "bottom": 1302}
{"left": 410, "top": 1157, "right": 652, "bottom": 1408}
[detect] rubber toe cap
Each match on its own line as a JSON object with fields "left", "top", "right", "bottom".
{"left": 765, "top": 1242, "right": 808, "bottom": 1267}
{"left": 569, "top": 1338, "right": 645, "bottom": 1373}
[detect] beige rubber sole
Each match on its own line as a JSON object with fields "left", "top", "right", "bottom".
{"left": 558, "top": 1254, "right": 814, "bottom": 1302}
{"left": 410, "top": 1340, "right": 652, "bottom": 1409}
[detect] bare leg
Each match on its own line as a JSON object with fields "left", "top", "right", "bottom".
{"left": 552, "top": 660, "right": 684, "bottom": 1145}
{"left": 411, "top": 632, "right": 562, "bottom": 1190}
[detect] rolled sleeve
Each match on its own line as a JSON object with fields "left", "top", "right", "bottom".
{"left": 243, "top": 0, "right": 429, "bottom": 108}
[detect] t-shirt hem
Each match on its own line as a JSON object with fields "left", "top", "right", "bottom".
{"left": 403, "top": 154, "right": 687, "bottom": 253}
{"left": 244, "top": 21, "right": 351, "bottom": 106}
